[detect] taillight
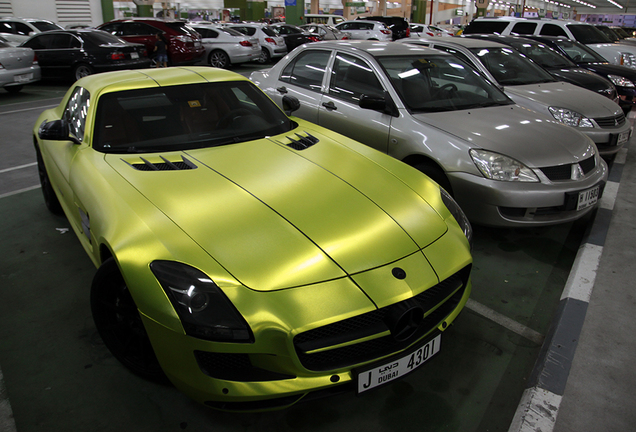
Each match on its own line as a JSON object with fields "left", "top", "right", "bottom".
{"left": 176, "top": 35, "right": 193, "bottom": 43}
{"left": 110, "top": 52, "right": 125, "bottom": 60}
{"left": 264, "top": 37, "right": 276, "bottom": 44}
{"left": 381, "top": 29, "right": 391, "bottom": 35}
{"left": 308, "top": 36, "right": 320, "bottom": 42}
{"left": 405, "top": 28, "right": 410, "bottom": 37}
{"left": 33, "top": 53, "right": 38, "bottom": 65}
{"left": 239, "top": 40, "right": 252, "bottom": 47}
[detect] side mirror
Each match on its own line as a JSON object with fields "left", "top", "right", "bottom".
{"left": 282, "top": 95, "right": 301, "bottom": 115}
{"left": 38, "top": 119, "right": 79, "bottom": 143}
{"left": 359, "top": 93, "right": 398, "bottom": 117}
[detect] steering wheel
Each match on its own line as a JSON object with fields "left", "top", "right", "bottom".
{"left": 439, "top": 83, "right": 458, "bottom": 94}
{"left": 216, "top": 108, "right": 253, "bottom": 128}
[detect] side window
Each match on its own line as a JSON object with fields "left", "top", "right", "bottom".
{"left": 540, "top": 24, "right": 567, "bottom": 37}
{"left": 279, "top": 50, "right": 330, "bottom": 92}
{"left": 22, "top": 35, "right": 46, "bottom": 50}
{"left": 511, "top": 22, "right": 537, "bottom": 35}
{"left": 64, "top": 87, "right": 91, "bottom": 142}
{"left": 49, "top": 34, "right": 76, "bottom": 49}
{"left": 361, "top": 23, "right": 374, "bottom": 30}
{"left": 0, "top": 22, "right": 13, "bottom": 34}
{"left": 329, "top": 53, "right": 384, "bottom": 103}
{"left": 15, "top": 22, "right": 33, "bottom": 36}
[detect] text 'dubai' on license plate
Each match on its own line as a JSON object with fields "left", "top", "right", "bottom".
{"left": 577, "top": 185, "right": 599, "bottom": 211}
{"left": 357, "top": 334, "right": 441, "bottom": 394}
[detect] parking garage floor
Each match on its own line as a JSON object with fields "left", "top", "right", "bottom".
{"left": 0, "top": 80, "right": 635, "bottom": 432}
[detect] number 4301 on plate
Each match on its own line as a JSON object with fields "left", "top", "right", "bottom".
{"left": 356, "top": 334, "right": 441, "bottom": 393}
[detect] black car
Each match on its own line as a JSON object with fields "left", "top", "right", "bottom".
{"left": 356, "top": 16, "right": 410, "bottom": 40}
{"left": 21, "top": 29, "right": 150, "bottom": 81}
{"left": 268, "top": 24, "right": 317, "bottom": 52}
{"left": 463, "top": 34, "right": 618, "bottom": 103}
{"left": 525, "top": 35, "right": 636, "bottom": 113}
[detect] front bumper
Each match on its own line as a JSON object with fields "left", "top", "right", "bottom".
{"left": 449, "top": 156, "right": 608, "bottom": 227}
{"left": 578, "top": 119, "right": 632, "bottom": 156}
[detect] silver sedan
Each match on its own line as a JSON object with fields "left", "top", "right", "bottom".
{"left": 402, "top": 37, "right": 632, "bottom": 156}
{"left": 250, "top": 41, "right": 608, "bottom": 227}
{"left": 191, "top": 25, "right": 260, "bottom": 68}
{"left": 0, "top": 37, "right": 40, "bottom": 93}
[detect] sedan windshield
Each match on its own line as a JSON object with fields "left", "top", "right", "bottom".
{"left": 509, "top": 41, "right": 575, "bottom": 68}
{"left": 93, "top": 81, "right": 294, "bottom": 153}
{"left": 378, "top": 54, "right": 513, "bottom": 113}
{"left": 469, "top": 47, "right": 556, "bottom": 85}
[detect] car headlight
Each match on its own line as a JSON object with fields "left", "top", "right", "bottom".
{"left": 150, "top": 261, "right": 253, "bottom": 343}
{"left": 440, "top": 187, "right": 472, "bottom": 247}
{"left": 470, "top": 149, "right": 539, "bottom": 182}
{"left": 548, "top": 107, "right": 594, "bottom": 128}
{"left": 607, "top": 74, "right": 636, "bottom": 88}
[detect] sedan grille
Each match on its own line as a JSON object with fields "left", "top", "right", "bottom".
{"left": 293, "top": 265, "right": 471, "bottom": 371}
{"left": 540, "top": 155, "right": 596, "bottom": 181}
{"left": 594, "top": 113, "right": 626, "bottom": 128}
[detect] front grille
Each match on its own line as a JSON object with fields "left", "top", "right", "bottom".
{"left": 293, "top": 266, "right": 471, "bottom": 371}
{"left": 540, "top": 155, "right": 596, "bottom": 181}
{"left": 594, "top": 113, "right": 626, "bottom": 128}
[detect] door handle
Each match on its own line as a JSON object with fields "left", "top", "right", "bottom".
{"left": 276, "top": 86, "right": 288, "bottom": 94}
{"left": 322, "top": 101, "right": 337, "bottom": 110}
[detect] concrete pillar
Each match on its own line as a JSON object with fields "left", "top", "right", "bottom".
{"left": 310, "top": 0, "right": 319, "bottom": 14}
{"left": 133, "top": 0, "right": 155, "bottom": 17}
{"left": 101, "top": 0, "right": 115, "bottom": 22}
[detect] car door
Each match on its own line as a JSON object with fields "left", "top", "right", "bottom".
{"left": 23, "top": 33, "right": 81, "bottom": 76}
{"left": 267, "top": 48, "right": 332, "bottom": 123}
{"left": 319, "top": 52, "right": 391, "bottom": 153}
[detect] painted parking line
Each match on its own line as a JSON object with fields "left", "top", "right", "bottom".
{"left": 465, "top": 299, "right": 544, "bottom": 345}
{"left": 0, "top": 104, "right": 58, "bottom": 116}
{"left": 507, "top": 144, "right": 629, "bottom": 432}
{"left": 0, "top": 163, "right": 36, "bottom": 174}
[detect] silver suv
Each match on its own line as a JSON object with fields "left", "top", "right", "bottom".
{"left": 0, "top": 17, "right": 63, "bottom": 45}
{"left": 463, "top": 17, "right": 636, "bottom": 69}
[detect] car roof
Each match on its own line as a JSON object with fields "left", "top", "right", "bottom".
{"left": 307, "top": 40, "right": 447, "bottom": 56}
{"left": 464, "top": 34, "right": 542, "bottom": 45}
{"left": 75, "top": 67, "right": 250, "bottom": 96}
{"left": 410, "top": 36, "right": 509, "bottom": 49}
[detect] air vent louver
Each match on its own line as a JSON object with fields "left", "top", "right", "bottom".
{"left": 126, "top": 156, "right": 197, "bottom": 171}
{"left": 282, "top": 132, "right": 319, "bottom": 150}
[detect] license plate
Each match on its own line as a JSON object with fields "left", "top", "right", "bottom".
{"left": 577, "top": 185, "right": 600, "bottom": 211}
{"left": 356, "top": 334, "right": 441, "bottom": 394}
{"left": 131, "top": 52, "right": 139, "bottom": 59}
{"left": 14, "top": 73, "right": 32, "bottom": 83}
{"left": 618, "top": 130, "right": 630, "bottom": 144}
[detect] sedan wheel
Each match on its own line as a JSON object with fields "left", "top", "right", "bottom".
{"left": 209, "top": 50, "right": 230, "bottom": 68}
{"left": 257, "top": 48, "right": 271, "bottom": 64}
{"left": 91, "top": 258, "right": 168, "bottom": 383}
{"left": 73, "top": 64, "right": 94, "bottom": 81}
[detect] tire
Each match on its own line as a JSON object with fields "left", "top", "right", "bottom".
{"left": 35, "top": 145, "right": 63, "bottom": 215}
{"left": 413, "top": 161, "right": 453, "bottom": 196}
{"left": 91, "top": 258, "right": 168, "bottom": 383}
{"left": 257, "top": 48, "right": 271, "bottom": 64}
{"left": 73, "top": 63, "right": 94, "bottom": 81}
{"left": 208, "top": 50, "right": 230, "bottom": 68}
{"left": 5, "top": 85, "right": 23, "bottom": 93}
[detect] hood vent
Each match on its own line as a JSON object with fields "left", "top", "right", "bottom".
{"left": 126, "top": 156, "right": 197, "bottom": 171}
{"left": 281, "top": 132, "right": 319, "bottom": 150}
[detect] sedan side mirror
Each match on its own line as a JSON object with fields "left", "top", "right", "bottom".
{"left": 282, "top": 95, "right": 301, "bottom": 115}
{"left": 359, "top": 93, "right": 398, "bottom": 117}
{"left": 38, "top": 119, "right": 79, "bottom": 144}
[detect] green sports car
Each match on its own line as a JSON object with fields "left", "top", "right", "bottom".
{"left": 33, "top": 67, "right": 473, "bottom": 410}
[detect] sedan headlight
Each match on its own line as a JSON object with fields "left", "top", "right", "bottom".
{"left": 548, "top": 107, "right": 594, "bottom": 128}
{"left": 150, "top": 261, "right": 253, "bottom": 343}
{"left": 607, "top": 74, "right": 635, "bottom": 88}
{"left": 470, "top": 149, "right": 539, "bottom": 182}
{"left": 440, "top": 187, "right": 472, "bottom": 247}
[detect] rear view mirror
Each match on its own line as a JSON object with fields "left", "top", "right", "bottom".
{"left": 38, "top": 119, "right": 79, "bottom": 144}
{"left": 282, "top": 95, "right": 301, "bottom": 115}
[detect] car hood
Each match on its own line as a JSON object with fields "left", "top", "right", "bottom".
{"left": 412, "top": 104, "right": 594, "bottom": 167}
{"left": 504, "top": 81, "right": 622, "bottom": 118}
{"left": 546, "top": 67, "right": 614, "bottom": 93}
{"left": 582, "top": 62, "right": 636, "bottom": 81}
{"left": 106, "top": 127, "right": 448, "bottom": 291}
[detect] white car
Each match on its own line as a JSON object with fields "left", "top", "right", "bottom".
{"left": 463, "top": 17, "right": 636, "bottom": 70}
{"left": 191, "top": 25, "right": 260, "bottom": 68}
{"left": 335, "top": 20, "right": 392, "bottom": 41}
{"left": 0, "top": 17, "right": 63, "bottom": 45}
{"left": 223, "top": 23, "right": 287, "bottom": 64}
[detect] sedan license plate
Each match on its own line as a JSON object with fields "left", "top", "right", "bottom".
{"left": 356, "top": 334, "right": 441, "bottom": 394}
{"left": 618, "top": 130, "right": 630, "bottom": 144}
{"left": 14, "top": 73, "right": 32, "bottom": 83}
{"left": 577, "top": 185, "right": 600, "bottom": 211}
{"left": 130, "top": 52, "right": 139, "bottom": 59}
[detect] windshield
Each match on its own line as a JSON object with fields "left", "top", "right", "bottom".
{"left": 31, "top": 21, "right": 64, "bottom": 32}
{"left": 93, "top": 81, "right": 295, "bottom": 153}
{"left": 378, "top": 54, "right": 513, "bottom": 113}
{"left": 567, "top": 24, "right": 612, "bottom": 44}
{"left": 81, "top": 30, "right": 128, "bottom": 45}
{"left": 554, "top": 39, "right": 608, "bottom": 63}
{"left": 469, "top": 46, "right": 556, "bottom": 85}
{"left": 509, "top": 41, "right": 575, "bottom": 68}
